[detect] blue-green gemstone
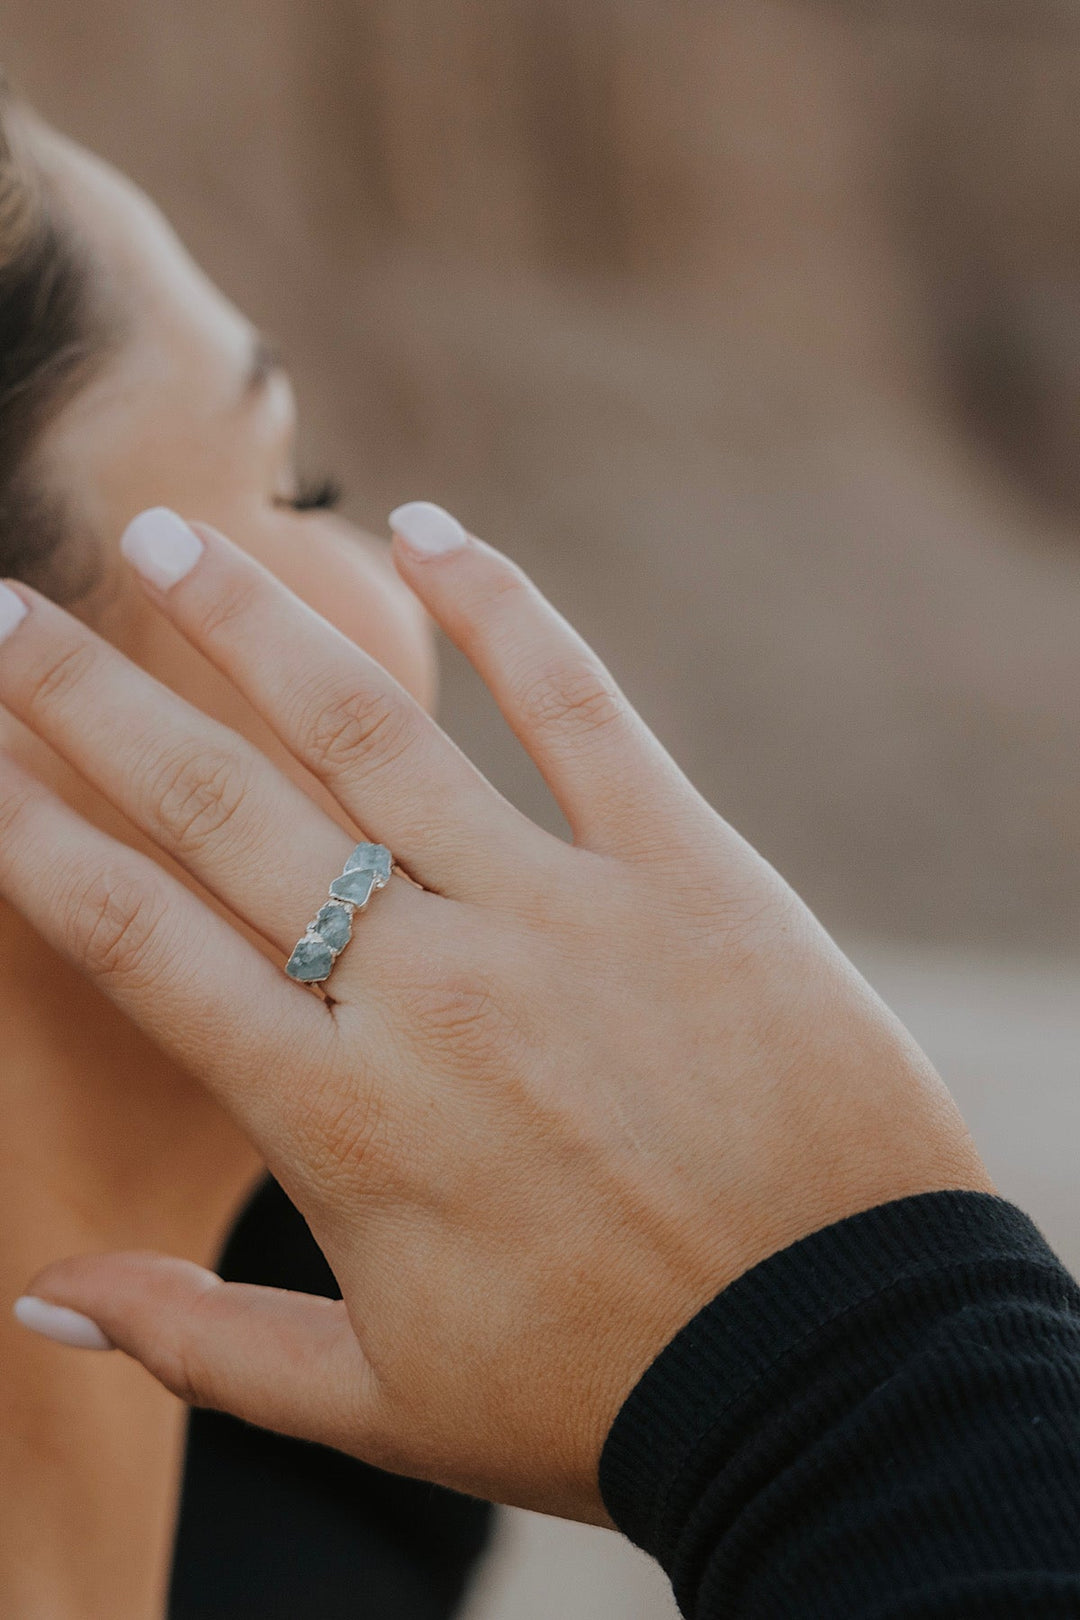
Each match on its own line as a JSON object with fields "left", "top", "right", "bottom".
{"left": 344, "top": 843, "right": 392, "bottom": 884}
{"left": 313, "top": 903, "right": 352, "bottom": 953}
{"left": 330, "top": 868, "right": 376, "bottom": 907}
{"left": 285, "top": 936, "right": 334, "bottom": 983}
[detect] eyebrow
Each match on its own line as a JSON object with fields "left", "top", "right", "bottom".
{"left": 242, "top": 334, "right": 285, "bottom": 400}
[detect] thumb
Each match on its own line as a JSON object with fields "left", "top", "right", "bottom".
{"left": 14, "top": 1251, "right": 376, "bottom": 1450}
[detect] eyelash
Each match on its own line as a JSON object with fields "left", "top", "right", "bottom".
{"left": 281, "top": 475, "right": 344, "bottom": 513}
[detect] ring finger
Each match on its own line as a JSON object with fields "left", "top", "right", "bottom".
{"left": 0, "top": 581, "right": 417, "bottom": 969}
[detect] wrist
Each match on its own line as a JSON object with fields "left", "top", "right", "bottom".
{"left": 599, "top": 1190, "right": 1044, "bottom": 1566}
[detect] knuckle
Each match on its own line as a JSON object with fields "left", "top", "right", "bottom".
{"left": 64, "top": 868, "right": 172, "bottom": 986}
{"left": 0, "top": 777, "right": 39, "bottom": 846}
{"left": 165, "top": 1286, "right": 227, "bottom": 1409}
{"left": 475, "top": 561, "right": 533, "bottom": 617}
{"left": 408, "top": 968, "right": 516, "bottom": 1073}
{"left": 166, "top": 1333, "right": 207, "bottom": 1410}
{"left": 455, "top": 562, "right": 533, "bottom": 650}
{"left": 313, "top": 1088, "right": 389, "bottom": 1185}
{"left": 290, "top": 1069, "right": 392, "bottom": 1198}
{"left": 669, "top": 870, "right": 799, "bottom": 980}
{"left": 21, "top": 640, "right": 101, "bottom": 722}
{"left": 302, "top": 680, "right": 416, "bottom": 780}
{"left": 147, "top": 743, "right": 248, "bottom": 854}
{"left": 191, "top": 569, "right": 263, "bottom": 647}
{"left": 517, "top": 657, "right": 625, "bottom": 740}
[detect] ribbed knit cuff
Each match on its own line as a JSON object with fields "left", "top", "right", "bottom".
{"left": 598, "top": 1191, "right": 1069, "bottom": 1562}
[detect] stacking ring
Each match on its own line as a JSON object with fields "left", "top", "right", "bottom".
{"left": 285, "top": 842, "right": 393, "bottom": 985}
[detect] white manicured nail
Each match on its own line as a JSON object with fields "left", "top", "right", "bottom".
{"left": 0, "top": 583, "right": 28, "bottom": 644}
{"left": 121, "top": 507, "right": 204, "bottom": 590}
{"left": 14, "top": 1296, "right": 113, "bottom": 1351}
{"left": 389, "top": 502, "right": 468, "bottom": 556}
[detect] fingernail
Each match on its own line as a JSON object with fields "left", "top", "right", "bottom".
{"left": 121, "top": 507, "right": 204, "bottom": 590}
{"left": 389, "top": 502, "right": 468, "bottom": 556}
{"left": 13, "top": 1296, "right": 113, "bottom": 1351}
{"left": 0, "top": 582, "right": 28, "bottom": 644}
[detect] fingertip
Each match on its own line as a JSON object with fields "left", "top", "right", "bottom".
{"left": 120, "top": 508, "right": 206, "bottom": 592}
{"left": 389, "top": 501, "right": 469, "bottom": 559}
{"left": 13, "top": 1295, "right": 114, "bottom": 1352}
{"left": 0, "top": 581, "right": 30, "bottom": 644}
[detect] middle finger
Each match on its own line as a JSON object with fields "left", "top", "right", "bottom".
{"left": 119, "top": 514, "right": 557, "bottom": 897}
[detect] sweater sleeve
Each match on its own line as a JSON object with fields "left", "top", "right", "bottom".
{"left": 599, "top": 1191, "right": 1080, "bottom": 1619}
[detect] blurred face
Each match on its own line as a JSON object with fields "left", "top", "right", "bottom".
{"left": 24, "top": 125, "right": 434, "bottom": 757}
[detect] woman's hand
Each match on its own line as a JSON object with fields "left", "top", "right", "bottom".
{"left": 0, "top": 503, "right": 991, "bottom": 1524}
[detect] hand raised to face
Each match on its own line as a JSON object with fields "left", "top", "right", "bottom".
{"left": 0, "top": 503, "right": 991, "bottom": 1523}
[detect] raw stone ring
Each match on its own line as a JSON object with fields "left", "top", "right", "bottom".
{"left": 285, "top": 842, "right": 394, "bottom": 985}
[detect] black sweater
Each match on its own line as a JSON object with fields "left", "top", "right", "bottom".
{"left": 600, "top": 1191, "right": 1080, "bottom": 1618}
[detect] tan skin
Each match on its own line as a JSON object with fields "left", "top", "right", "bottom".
{"left": 0, "top": 124, "right": 432, "bottom": 1619}
{"left": 0, "top": 508, "right": 994, "bottom": 1532}
{"left": 0, "top": 124, "right": 995, "bottom": 1620}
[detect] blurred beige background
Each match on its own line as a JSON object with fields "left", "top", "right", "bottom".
{"left": 6, "top": 0, "right": 1080, "bottom": 945}
{"left": 3, "top": 4, "right": 1079, "bottom": 1615}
